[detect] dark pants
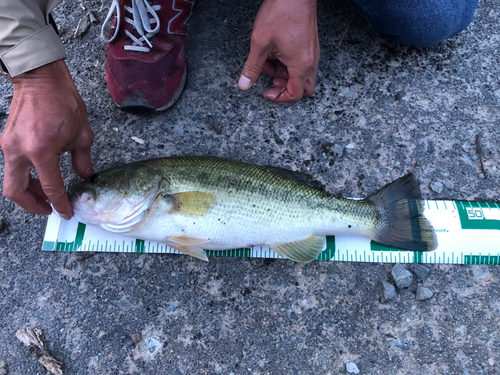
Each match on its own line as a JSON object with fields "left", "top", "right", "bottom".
{"left": 346, "top": 0, "right": 479, "bottom": 47}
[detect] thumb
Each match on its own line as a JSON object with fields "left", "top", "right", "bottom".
{"left": 238, "top": 42, "right": 270, "bottom": 91}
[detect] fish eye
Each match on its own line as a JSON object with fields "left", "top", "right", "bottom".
{"left": 89, "top": 173, "right": 100, "bottom": 183}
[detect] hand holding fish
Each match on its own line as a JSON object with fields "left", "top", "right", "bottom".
{"left": 238, "top": 0, "right": 320, "bottom": 102}
{"left": 0, "top": 60, "right": 94, "bottom": 219}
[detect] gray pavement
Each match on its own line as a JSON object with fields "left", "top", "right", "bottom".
{"left": 1, "top": 0, "right": 500, "bottom": 374}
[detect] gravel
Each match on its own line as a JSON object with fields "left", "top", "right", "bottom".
{"left": 346, "top": 362, "right": 360, "bottom": 374}
{"left": 334, "top": 144, "right": 344, "bottom": 157}
{"left": 391, "top": 264, "right": 413, "bottom": 289}
{"left": 378, "top": 280, "right": 397, "bottom": 303}
{"left": 416, "top": 286, "right": 434, "bottom": 301}
{"left": 430, "top": 182, "right": 444, "bottom": 194}
{"left": 410, "top": 264, "right": 431, "bottom": 281}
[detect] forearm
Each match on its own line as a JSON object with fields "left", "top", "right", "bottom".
{"left": 0, "top": 0, "right": 66, "bottom": 76}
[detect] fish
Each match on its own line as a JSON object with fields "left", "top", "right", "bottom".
{"left": 68, "top": 156, "right": 437, "bottom": 262}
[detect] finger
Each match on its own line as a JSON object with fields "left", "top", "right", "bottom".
{"left": 2, "top": 160, "right": 52, "bottom": 215}
{"left": 262, "top": 61, "right": 289, "bottom": 80}
{"left": 238, "top": 39, "right": 272, "bottom": 91}
{"left": 72, "top": 148, "right": 94, "bottom": 179}
{"left": 28, "top": 178, "right": 49, "bottom": 203}
{"left": 72, "top": 111, "right": 94, "bottom": 178}
{"left": 72, "top": 132, "right": 94, "bottom": 179}
{"left": 264, "top": 73, "right": 306, "bottom": 102}
{"left": 33, "top": 154, "right": 73, "bottom": 219}
{"left": 303, "top": 75, "right": 317, "bottom": 97}
{"left": 272, "top": 78, "right": 288, "bottom": 88}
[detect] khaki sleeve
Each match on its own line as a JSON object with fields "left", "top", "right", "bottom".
{"left": 0, "top": 0, "right": 66, "bottom": 77}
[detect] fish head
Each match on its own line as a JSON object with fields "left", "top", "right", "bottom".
{"left": 69, "top": 164, "right": 164, "bottom": 231}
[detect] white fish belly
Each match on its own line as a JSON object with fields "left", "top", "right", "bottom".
{"left": 129, "top": 197, "right": 374, "bottom": 250}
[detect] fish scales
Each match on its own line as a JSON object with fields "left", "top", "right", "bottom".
{"left": 145, "top": 157, "right": 379, "bottom": 240}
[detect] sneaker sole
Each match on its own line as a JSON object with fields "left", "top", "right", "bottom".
{"left": 115, "top": 67, "right": 187, "bottom": 113}
{"left": 155, "top": 67, "right": 187, "bottom": 111}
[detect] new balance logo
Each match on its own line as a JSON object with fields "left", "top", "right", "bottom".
{"left": 168, "top": 0, "right": 194, "bottom": 36}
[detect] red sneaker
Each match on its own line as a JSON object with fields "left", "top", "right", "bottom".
{"left": 101, "top": 0, "right": 194, "bottom": 111}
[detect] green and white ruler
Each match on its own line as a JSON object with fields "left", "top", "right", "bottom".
{"left": 42, "top": 200, "right": 500, "bottom": 265}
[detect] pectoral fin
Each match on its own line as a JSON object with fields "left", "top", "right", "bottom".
{"left": 271, "top": 235, "right": 325, "bottom": 262}
{"left": 168, "top": 192, "right": 216, "bottom": 216}
{"left": 168, "top": 236, "right": 210, "bottom": 262}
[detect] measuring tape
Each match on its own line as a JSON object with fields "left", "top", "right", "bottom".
{"left": 42, "top": 200, "right": 500, "bottom": 265}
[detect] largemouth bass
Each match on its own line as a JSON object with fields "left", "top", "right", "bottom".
{"left": 69, "top": 156, "right": 437, "bottom": 261}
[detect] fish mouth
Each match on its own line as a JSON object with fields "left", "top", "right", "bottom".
{"left": 69, "top": 176, "right": 164, "bottom": 233}
{"left": 68, "top": 185, "right": 154, "bottom": 233}
{"left": 70, "top": 191, "right": 94, "bottom": 206}
{"left": 68, "top": 185, "right": 96, "bottom": 206}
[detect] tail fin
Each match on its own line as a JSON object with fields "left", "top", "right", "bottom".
{"left": 368, "top": 174, "right": 437, "bottom": 251}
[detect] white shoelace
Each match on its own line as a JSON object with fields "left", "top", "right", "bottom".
{"left": 101, "top": 0, "right": 161, "bottom": 52}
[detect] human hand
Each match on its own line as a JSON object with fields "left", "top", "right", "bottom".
{"left": 0, "top": 59, "right": 94, "bottom": 219}
{"left": 238, "top": 0, "right": 319, "bottom": 102}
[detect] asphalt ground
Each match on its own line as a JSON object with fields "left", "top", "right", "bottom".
{"left": 1, "top": 0, "right": 499, "bottom": 374}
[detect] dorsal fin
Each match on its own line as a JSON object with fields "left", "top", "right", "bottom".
{"left": 261, "top": 166, "right": 325, "bottom": 191}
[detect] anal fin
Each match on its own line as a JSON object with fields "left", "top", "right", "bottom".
{"left": 271, "top": 235, "right": 325, "bottom": 262}
{"left": 168, "top": 236, "right": 209, "bottom": 262}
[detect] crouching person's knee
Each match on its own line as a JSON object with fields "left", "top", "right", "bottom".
{"left": 348, "top": 0, "right": 479, "bottom": 47}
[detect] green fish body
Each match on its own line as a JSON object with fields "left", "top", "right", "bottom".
{"left": 69, "top": 156, "right": 437, "bottom": 261}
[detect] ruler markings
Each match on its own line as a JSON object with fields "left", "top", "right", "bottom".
{"left": 42, "top": 199, "right": 500, "bottom": 264}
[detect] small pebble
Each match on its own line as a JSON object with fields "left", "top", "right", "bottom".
{"left": 333, "top": 144, "right": 344, "bottom": 157}
{"left": 416, "top": 286, "right": 433, "bottom": 301}
{"left": 0, "top": 360, "right": 7, "bottom": 375}
{"left": 461, "top": 155, "right": 474, "bottom": 165}
{"left": 410, "top": 264, "right": 430, "bottom": 281}
{"left": 131, "top": 136, "right": 145, "bottom": 144}
{"left": 130, "top": 333, "right": 142, "bottom": 344}
{"left": 430, "top": 181, "right": 444, "bottom": 194}
{"left": 289, "top": 311, "right": 299, "bottom": 321}
{"left": 112, "top": 127, "right": 118, "bottom": 132}
{"left": 474, "top": 267, "right": 486, "bottom": 277}
{"left": 346, "top": 362, "right": 360, "bottom": 374}
{"left": 346, "top": 143, "right": 355, "bottom": 149}
{"left": 0, "top": 219, "right": 5, "bottom": 233}
{"left": 478, "top": 173, "right": 485, "bottom": 179}
{"left": 89, "top": 10, "right": 97, "bottom": 23}
{"left": 391, "top": 264, "right": 413, "bottom": 288}
{"left": 378, "top": 280, "right": 397, "bottom": 303}
{"left": 74, "top": 252, "right": 96, "bottom": 262}
{"left": 74, "top": 14, "right": 91, "bottom": 38}
{"left": 393, "top": 339, "right": 411, "bottom": 350}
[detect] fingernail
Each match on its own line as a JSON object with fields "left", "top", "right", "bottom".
{"left": 60, "top": 213, "right": 70, "bottom": 220}
{"left": 238, "top": 75, "right": 252, "bottom": 90}
{"left": 264, "top": 92, "right": 277, "bottom": 101}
